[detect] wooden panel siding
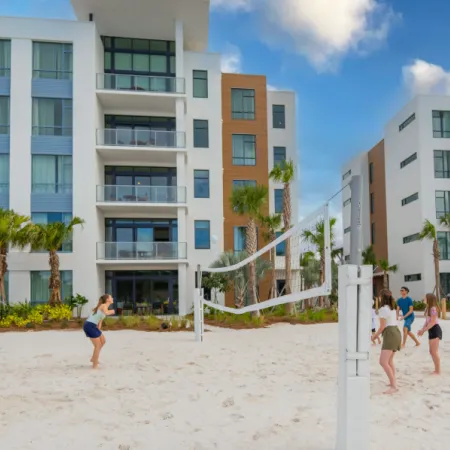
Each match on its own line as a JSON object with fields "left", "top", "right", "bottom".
{"left": 221, "top": 73, "right": 271, "bottom": 307}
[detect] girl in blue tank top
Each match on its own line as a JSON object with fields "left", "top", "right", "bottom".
{"left": 83, "top": 294, "right": 115, "bottom": 368}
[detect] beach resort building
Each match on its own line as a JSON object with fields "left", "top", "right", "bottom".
{"left": 0, "top": 0, "right": 298, "bottom": 313}
{"left": 341, "top": 95, "right": 450, "bottom": 300}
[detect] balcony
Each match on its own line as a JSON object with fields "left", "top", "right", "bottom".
{"left": 96, "top": 129, "right": 186, "bottom": 164}
{"left": 96, "top": 73, "right": 185, "bottom": 113}
{"left": 96, "top": 242, "right": 187, "bottom": 264}
{"left": 96, "top": 185, "right": 187, "bottom": 214}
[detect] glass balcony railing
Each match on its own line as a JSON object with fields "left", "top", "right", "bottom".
{"left": 96, "top": 242, "right": 187, "bottom": 260}
{"left": 97, "top": 185, "right": 186, "bottom": 204}
{"left": 97, "top": 73, "right": 185, "bottom": 94}
{"left": 97, "top": 128, "right": 185, "bottom": 148}
{"left": 32, "top": 183, "right": 73, "bottom": 194}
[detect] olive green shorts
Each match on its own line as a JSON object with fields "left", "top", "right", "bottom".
{"left": 382, "top": 326, "right": 401, "bottom": 352}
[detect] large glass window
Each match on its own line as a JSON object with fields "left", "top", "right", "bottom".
{"left": 272, "top": 105, "right": 285, "bottom": 128}
{"left": 436, "top": 191, "right": 450, "bottom": 218}
{"left": 30, "top": 270, "right": 72, "bottom": 305}
{"left": 195, "top": 220, "right": 210, "bottom": 249}
{"left": 232, "top": 180, "right": 256, "bottom": 189}
{"left": 105, "top": 219, "right": 178, "bottom": 243}
{"left": 275, "top": 231, "right": 286, "bottom": 256}
{"left": 434, "top": 150, "right": 450, "bottom": 178}
{"left": 231, "top": 89, "right": 255, "bottom": 120}
{"left": 234, "top": 226, "right": 246, "bottom": 253}
{"left": 401, "top": 192, "right": 419, "bottom": 206}
{"left": 193, "top": 70, "right": 208, "bottom": 98}
{"left": 193, "top": 120, "right": 209, "bottom": 148}
{"left": 0, "top": 155, "right": 9, "bottom": 194}
{"left": 274, "top": 147, "right": 286, "bottom": 167}
{"left": 275, "top": 189, "right": 284, "bottom": 213}
{"left": 232, "top": 134, "right": 256, "bottom": 166}
{"left": 32, "top": 155, "right": 72, "bottom": 193}
{"left": 0, "top": 96, "right": 9, "bottom": 134}
{"left": 194, "top": 170, "right": 210, "bottom": 198}
{"left": 33, "top": 42, "right": 73, "bottom": 79}
{"left": 400, "top": 152, "right": 417, "bottom": 169}
{"left": 441, "top": 273, "right": 450, "bottom": 296}
{"left": 438, "top": 232, "right": 450, "bottom": 260}
{"left": 433, "top": 111, "right": 450, "bottom": 138}
{"left": 32, "top": 98, "right": 72, "bottom": 136}
{"left": 31, "top": 212, "right": 73, "bottom": 252}
{"left": 0, "top": 40, "right": 11, "bottom": 77}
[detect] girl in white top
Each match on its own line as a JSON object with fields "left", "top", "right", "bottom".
{"left": 372, "top": 289, "right": 402, "bottom": 394}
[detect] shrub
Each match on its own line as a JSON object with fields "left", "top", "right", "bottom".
{"left": 103, "top": 317, "right": 117, "bottom": 328}
{"left": 11, "top": 301, "right": 34, "bottom": 319}
{"left": 120, "top": 315, "right": 141, "bottom": 328}
{"left": 413, "top": 300, "right": 426, "bottom": 311}
{"left": 146, "top": 315, "right": 162, "bottom": 330}
{"left": 0, "top": 315, "right": 13, "bottom": 328}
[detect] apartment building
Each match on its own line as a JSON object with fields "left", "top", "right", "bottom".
{"left": 342, "top": 94, "right": 450, "bottom": 300}
{"left": 0, "top": 0, "right": 298, "bottom": 313}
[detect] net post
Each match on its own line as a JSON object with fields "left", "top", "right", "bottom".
{"left": 323, "top": 203, "right": 332, "bottom": 292}
{"left": 349, "top": 175, "right": 362, "bottom": 266}
{"left": 194, "top": 265, "right": 203, "bottom": 343}
{"left": 337, "top": 264, "right": 371, "bottom": 450}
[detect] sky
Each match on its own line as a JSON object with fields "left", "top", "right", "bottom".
{"left": 2, "top": 0, "right": 450, "bottom": 244}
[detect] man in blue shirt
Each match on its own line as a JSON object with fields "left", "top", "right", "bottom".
{"left": 397, "top": 286, "right": 420, "bottom": 348}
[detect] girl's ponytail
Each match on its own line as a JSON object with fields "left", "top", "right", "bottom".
{"left": 93, "top": 294, "right": 110, "bottom": 313}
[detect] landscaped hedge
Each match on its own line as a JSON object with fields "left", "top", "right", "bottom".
{"left": 0, "top": 303, "right": 72, "bottom": 328}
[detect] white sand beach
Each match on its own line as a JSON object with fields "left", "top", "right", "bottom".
{"left": 1, "top": 320, "right": 450, "bottom": 450}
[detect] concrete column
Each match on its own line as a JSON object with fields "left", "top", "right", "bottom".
{"left": 175, "top": 20, "right": 186, "bottom": 148}
{"left": 178, "top": 264, "right": 188, "bottom": 316}
{"left": 10, "top": 39, "right": 32, "bottom": 216}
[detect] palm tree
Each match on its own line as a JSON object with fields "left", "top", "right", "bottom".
{"left": 269, "top": 159, "right": 295, "bottom": 313}
{"left": 230, "top": 185, "right": 268, "bottom": 312}
{"left": 362, "top": 245, "right": 377, "bottom": 266}
{"left": 301, "top": 217, "right": 339, "bottom": 306}
{"left": 259, "top": 213, "right": 282, "bottom": 299}
{"left": 0, "top": 209, "right": 33, "bottom": 305}
{"left": 211, "top": 251, "right": 272, "bottom": 308}
{"left": 30, "top": 217, "right": 84, "bottom": 306}
{"left": 420, "top": 219, "right": 441, "bottom": 300}
{"left": 378, "top": 259, "right": 398, "bottom": 289}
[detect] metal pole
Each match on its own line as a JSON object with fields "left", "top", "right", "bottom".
{"left": 349, "top": 175, "right": 362, "bottom": 266}
{"left": 195, "top": 264, "right": 202, "bottom": 342}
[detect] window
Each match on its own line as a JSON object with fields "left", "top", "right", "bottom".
{"left": 438, "top": 232, "right": 450, "bottom": 260}
{"left": 274, "top": 147, "right": 286, "bottom": 167}
{"left": 0, "top": 96, "right": 9, "bottom": 134}
{"left": 275, "top": 189, "right": 284, "bottom": 213}
{"left": 403, "top": 233, "right": 420, "bottom": 244}
{"left": 399, "top": 113, "right": 416, "bottom": 132}
{"left": 231, "top": 89, "right": 255, "bottom": 120}
{"left": 344, "top": 255, "right": 350, "bottom": 262}
{"left": 193, "top": 120, "right": 209, "bottom": 148}
{"left": 401, "top": 192, "right": 418, "bottom": 206}
{"left": 371, "top": 223, "right": 375, "bottom": 245}
{"left": 32, "top": 155, "right": 72, "bottom": 193}
{"left": 369, "top": 163, "right": 374, "bottom": 184}
{"left": 400, "top": 152, "right": 417, "bottom": 169}
{"left": 344, "top": 227, "right": 351, "bottom": 234}
{"left": 0, "top": 155, "right": 9, "bottom": 194}
{"left": 272, "top": 105, "right": 285, "bottom": 128}
{"left": 0, "top": 40, "right": 11, "bottom": 77}
{"left": 232, "top": 180, "right": 256, "bottom": 189}
{"left": 404, "top": 274, "right": 421, "bottom": 282}
{"left": 194, "top": 170, "right": 209, "bottom": 198}
{"left": 275, "top": 231, "right": 286, "bottom": 256}
{"left": 31, "top": 213, "right": 73, "bottom": 252}
{"left": 193, "top": 70, "right": 208, "bottom": 98}
{"left": 434, "top": 150, "right": 450, "bottom": 178}
{"left": 436, "top": 191, "right": 450, "bottom": 218}
{"left": 343, "top": 198, "right": 351, "bottom": 207}
{"left": 433, "top": 111, "right": 450, "bottom": 138}
{"left": 232, "top": 134, "right": 256, "bottom": 166}
{"left": 234, "top": 226, "right": 259, "bottom": 253}
{"left": 342, "top": 169, "right": 351, "bottom": 181}
{"left": 195, "top": 220, "right": 210, "bottom": 249}
{"left": 33, "top": 42, "right": 72, "bottom": 79}
{"left": 32, "top": 98, "right": 72, "bottom": 136}
{"left": 441, "top": 273, "right": 450, "bottom": 296}
{"left": 30, "top": 270, "right": 72, "bottom": 305}
{"left": 370, "top": 193, "right": 374, "bottom": 214}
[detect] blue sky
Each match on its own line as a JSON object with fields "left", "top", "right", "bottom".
{"left": 3, "top": 0, "right": 450, "bottom": 227}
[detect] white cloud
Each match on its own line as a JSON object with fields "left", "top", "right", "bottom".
{"left": 403, "top": 59, "right": 450, "bottom": 96}
{"left": 267, "top": 84, "right": 279, "bottom": 91}
{"left": 212, "top": 0, "right": 399, "bottom": 71}
{"left": 221, "top": 45, "right": 242, "bottom": 73}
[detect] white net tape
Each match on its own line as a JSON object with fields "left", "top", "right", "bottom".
{"left": 199, "top": 203, "right": 332, "bottom": 315}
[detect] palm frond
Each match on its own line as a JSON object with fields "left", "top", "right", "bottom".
{"left": 420, "top": 219, "right": 437, "bottom": 241}
{"left": 269, "top": 159, "right": 295, "bottom": 184}
{"left": 229, "top": 185, "right": 268, "bottom": 219}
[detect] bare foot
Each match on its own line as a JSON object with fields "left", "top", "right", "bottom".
{"left": 92, "top": 363, "right": 99, "bottom": 369}
{"left": 430, "top": 371, "right": 441, "bottom": 376}
{"left": 415, "top": 343, "right": 421, "bottom": 347}
{"left": 383, "top": 387, "right": 398, "bottom": 395}
{"left": 90, "top": 358, "right": 100, "bottom": 364}
{"left": 401, "top": 344, "right": 406, "bottom": 349}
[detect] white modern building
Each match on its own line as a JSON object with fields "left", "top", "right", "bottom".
{"left": 0, "top": 0, "right": 298, "bottom": 313}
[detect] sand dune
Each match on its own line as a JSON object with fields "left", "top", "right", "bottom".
{"left": 0, "top": 320, "right": 449, "bottom": 450}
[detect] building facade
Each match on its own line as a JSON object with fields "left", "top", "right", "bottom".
{"left": 0, "top": 0, "right": 298, "bottom": 313}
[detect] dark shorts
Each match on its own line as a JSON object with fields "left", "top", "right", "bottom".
{"left": 404, "top": 316, "right": 414, "bottom": 332}
{"left": 83, "top": 321, "right": 102, "bottom": 339}
{"left": 428, "top": 324, "right": 442, "bottom": 340}
{"left": 372, "top": 328, "right": 376, "bottom": 333}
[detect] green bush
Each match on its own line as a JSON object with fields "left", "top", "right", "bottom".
{"left": 120, "top": 315, "right": 141, "bottom": 328}
{"left": 413, "top": 300, "right": 426, "bottom": 311}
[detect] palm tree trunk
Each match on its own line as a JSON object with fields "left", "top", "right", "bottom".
{"left": 283, "top": 182, "right": 293, "bottom": 314}
{"left": 433, "top": 239, "right": 441, "bottom": 306}
{"left": 319, "top": 253, "right": 325, "bottom": 308}
{"left": 246, "top": 219, "right": 259, "bottom": 317}
{"left": 0, "top": 245, "right": 7, "bottom": 305}
{"left": 383, "top": 271, "right": 388, "bottom": 289}
{"left": 270, "top": 245, "right": 277, "bottom": 299}
{"left": 48, "top": 250, "right": 62, "bottom": 306}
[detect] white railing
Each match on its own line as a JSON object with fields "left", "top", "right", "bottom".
{"left": 96, "top": 185, "right": 186, "bottom": 204}
{"left": 97, "top": 73, "right": 185, "bottom": 94}
{"left": 97, "top": 242, "right": 187, "bottom": 260}
{"left": 97, "top": 128, "right": 186, "bottom": 148}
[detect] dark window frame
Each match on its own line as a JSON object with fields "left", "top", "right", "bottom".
{"left": 438, "top": 231, "right": 450, "bottom": 260}
{"left": 342, "top": 169, "right": 351, "bottom": 181}
{"left": 195, "top": 220, "right": 211, "bottom": 249}
{"left": 231, "top": 88, "right": 255, "bottom": 120}
{"left": 232, "top": 180, "right": 256, "bottom": 189}
{"left": 434, "top": 150, "right": 450, "bottom": 178}
{"left": 275, "top": 189, "right": 284, "bottom": 213}
{"left": 369, "top": 163, "right": 374, "bottom": 184}
{"left": 272, "top": 104, "right": 285, "bottom": 128}
{"left": 401, "top": 192, "right": 419, "bottom": 206}
{"left": 232, "top": 134, "right": 256, "bottom": 166}
{"left": 344, "top": 227, "right": 351, "bottom": 234}
{"left": 403, "top": 233, "right": 420, "bottom": 244}
{"left": 194, "top": 169, "right": 210, "bottom": 198}
{"left": 32, "top": 41, "right": 73, "bottom": 80}
{"left": 193, "top": 119, "right": 209, "bottom": 148}
{"left": 436, "top": 190, "right": 450, "bottom": 218}
{"left": 371, "top": 222, "right": 375, "bottom": 245}
{"left": 404, "top": 273, "right": 421, "bottom": 282}
{"left": 399, "top": 113, "right": 416, "bottom": 132}
{"left": 273, "top": 146, "right": 286, "bottom": 167}
{"left": 370, "top": 193, "right": 374, "bottom": 214}
{"left": 193, "top": 70, "right": 208, "bottom": 98}
{"left": 433, "top": 110, "right": 450, "bottom": 138}
{"left": 343, "top": 198, "right": 351, "bottom": 207}
{"left": 400, "top": 152, "right": 417, "bottom": 169}
{"left": 0, "top": 40, "right": 11, "bottom": 77}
